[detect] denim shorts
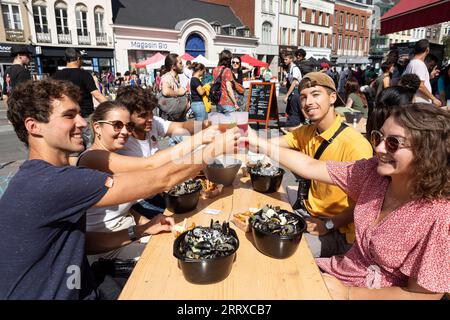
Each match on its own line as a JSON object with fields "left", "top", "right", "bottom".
{"left": 217, "top": 104, "right": 236, "bottom": 114}
{"left": 190, "top": 101, "right": 207, "bottom": 120}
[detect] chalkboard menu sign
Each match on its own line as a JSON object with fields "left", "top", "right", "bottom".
{"left": 246, "top": 82, "right": 279, "bottom": 128}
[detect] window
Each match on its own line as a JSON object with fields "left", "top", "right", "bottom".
{"left": 281, "top": 27, "right": 287, "bottom": 45}
{"left": 76, "top": 3, "right": 88, "bottom": 36}
{"left": 293, "top": 0, "right": 298, "bottom": 16}
{"left": 338, "top": 34, "right": 342, "bottom": 49}
{"left": 301, "top": 8, "right": 306, "bottom": 22}
{"left": 300, "top": 30, "right": 305, "bottom": 46}
{"left": 339, "top": 12, "right": 343, "bottom": 25}
{"left": 361, "top": 16, "right": 365, "bottom": 28}
{"left": 269, "top": 0, "right": 273, "bottom": 13}
{"left": 319, "top": 12, "right": 323, "bottom": 26}
{"left": 262, "top": 0, "right": 266, "bottom": 13}
{"left": 310, "top": 32, "right": 314, "bottom": 47}
{"left": 346, "top": 13, "right": 349, "bottom": 29}
{"left": 1, "top": 2, "right": 22, "bottom": 30}
{"left": 212, "top": 23, "right": 221, "bottom": 34}
{"left": 311, "top": 10, "right": 315, "bottom": 24}
{"left": 326, "top": 14, "right": 330, "bottom": 27}
{"left": 32, "top": 0, "right": 48, "bottom": 33}
{"left": 291, "top": 29, "right": 296, "bottom": 46}
{"left": 282, "top": 0, "right": 288, "bottom": 14}
{"left": 262, "top": 21, "right": 272, "bottom": 44}
{"left": 94, "top": 6, "right": 104, "bottom": 36}
{"left": 54, "top": 1, "right": 69, "bottom": 34}
{"left": 324, "top": 34, "right": 328, "bottom": 48}
{"left": 317, "top": 33, "right": 321, "bottom": 47}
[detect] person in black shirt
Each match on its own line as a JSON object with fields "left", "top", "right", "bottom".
{"left": 54, "top": 48, "right": 107, "bottom": 147}
{"left": 2, "top": 45, "right": 32, "bottom": 103}
{"left": 190, "top": 62, "right": 207, "bottom": 120}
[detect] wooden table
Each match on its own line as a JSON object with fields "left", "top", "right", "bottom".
{"left": 119, "top": 155, "right": 331, "bottom": 300}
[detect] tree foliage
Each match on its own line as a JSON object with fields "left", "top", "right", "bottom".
{"left": 443, "top": 35, "right": 450, "bottom": 60}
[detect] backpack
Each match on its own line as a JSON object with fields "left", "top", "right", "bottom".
{"left": 209, "top": 67, "right": 225, "bottom": 104}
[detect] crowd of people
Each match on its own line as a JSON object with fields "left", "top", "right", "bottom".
{"left": 0, "top": 38, "right": 448, "bottom": 300}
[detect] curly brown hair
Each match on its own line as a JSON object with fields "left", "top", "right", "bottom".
{"left": 7, "top": 79, "right": 81, "bottom": 146}
{"left": 390, "top": 103, "right": 450, "bottom": 200}
{"left": 115, "top": 85, "right": 157, "bottom": 115}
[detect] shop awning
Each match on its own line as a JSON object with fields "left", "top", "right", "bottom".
{"left": 180, "top": 53, "right": 194, "bottom": 61}
{"left": 380, "top": 0, "right": 450, "bottom": 35}
{"left": 240, "top": 54, "right": 269, "bottom": 68}
{"left": 336, "top": 56, "right": 370, "bottom": 65}
{"left": 192, "top": 54, "right": 216, "bottom": 68}
{"left": 135, "top": 52, "right": 165, "bottom": 68}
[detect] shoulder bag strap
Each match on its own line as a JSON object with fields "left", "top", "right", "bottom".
{"left": 313, "top": 122, "right": 348, "bottom": 160}
{"left": 292, "top": 122, "right": 348, "bottom": 210}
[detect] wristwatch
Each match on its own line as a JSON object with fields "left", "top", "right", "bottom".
{"left": 325, "top": 219, "right": 335, "bottom": 231}
{"left": 127, "top": 225, "right": 138, "bottom": 242}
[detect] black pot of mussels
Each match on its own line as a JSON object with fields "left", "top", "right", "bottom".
{"left": 164, "top": 179, "right": 202, "bottom": 214}
{"left": 173, "top": 220, "right": 239, "bottom": 284}
{"left": 248, "top": 162, "right": 285, "bottom": 193}
{"left": 250, "top": 205, "right": 306, "bottom": 259}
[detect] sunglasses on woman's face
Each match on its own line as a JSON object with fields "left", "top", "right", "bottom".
{"left": 97, "top": 120, "right": 135, "bottom": 132}
{"left": 370, "top": 130, "right": 409, "bottom": 153}
{"left": 232, "top": 61, "right": 240, "bottom": 65}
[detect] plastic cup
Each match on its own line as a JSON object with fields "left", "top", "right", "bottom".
{"left": 208, "top": 112, "right": 221, "bottom": 126}
{"left": 233, "top": 112, "right": 249, "bottom": 150}
{"left": 219, "top": 114, "right": 236, "bottom": 132}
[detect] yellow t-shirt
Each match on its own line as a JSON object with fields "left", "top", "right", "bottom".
{"left": 284, "top": 115, "right": 373, "bottom": 243}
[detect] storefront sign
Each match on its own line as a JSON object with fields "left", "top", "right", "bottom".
{"left": 129, "top": 41, "right": 169, "bottom": 51}
{"left": 0, "top": 44, "right": 12, "bottom": 55}
{"left": 224, "top": 47, "right": 254, "bottom": 55}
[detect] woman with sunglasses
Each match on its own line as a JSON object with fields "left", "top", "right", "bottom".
{"left": 250, "top": 103, "right": 449, "bottom": 299}
{"left": 76, "top": 101, "right": 224, "bottom": 261}
{"left": 231, "top": 56, "right": 253, "bottom": 110}
{"left": 366, "top": 86, "right": 415, "bottom": 140}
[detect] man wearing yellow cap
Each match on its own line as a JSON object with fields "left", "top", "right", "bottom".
{"left": 254, "top": 72, "right": 373, "bottom": 258}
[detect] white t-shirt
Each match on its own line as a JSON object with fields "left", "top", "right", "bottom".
{"left": 404, "top": 59, "right": 431, "bottom": 103}
{"left": 179, "top": 67, "right": 193, "bottom": 90}
{"left": 76, "top": 150, "right": 137, "bottom": 232}
{"left": 118, "top": 116, "right": 170, "bottom": 157}
{"left": 288, "top": 63, "right": 302, "bottom": 87}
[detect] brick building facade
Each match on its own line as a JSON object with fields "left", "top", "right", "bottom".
{"left": 332, "top": 0, "right": 372, "bottom": 65}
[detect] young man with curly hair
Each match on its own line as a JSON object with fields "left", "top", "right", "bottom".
{"left": 0, "top": 79, "right": 239, "bottom": 299}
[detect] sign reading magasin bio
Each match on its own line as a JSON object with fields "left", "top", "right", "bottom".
{"left": 129, "top": 41, "right": 170, "bottom": 51}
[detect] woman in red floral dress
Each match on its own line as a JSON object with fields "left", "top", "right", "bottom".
{"left": 251, "top": 103, "right": 449, "bottom": 299}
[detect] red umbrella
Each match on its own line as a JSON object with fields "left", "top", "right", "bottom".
{"left": 180, "top": 53, "right": 194, "bottom": 61}
{"left": 135, "top": 52, "right": 165, "bottom": 68}
{"left": 240, "top": 54, "right": 269, "bottom": 68}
